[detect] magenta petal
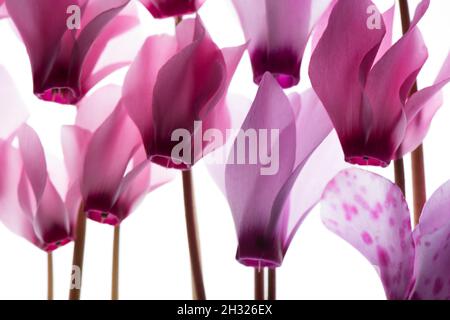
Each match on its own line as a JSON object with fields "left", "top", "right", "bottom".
{"left": 82, "top": 105, "right": 141, "bottom": 220}
{"left": 122, "top": 35, "right": 178, "bottom": 156}
{"left": 309, "top": 0, "right": 387, "bottom": 165}
{"left": 0, "top": 67, "right": 29, "bottom": 139}
{"left": 364, "top": 25, "right": 427, "bottom": 153}
{"left": 321, "top": 168, "right": 414, "bottom": 300}
{"left": 150, "top": 18, "right": 227, "bottom": 168}
{"left": 200, "top": 44, "right": 247, "bottom": 160}
{"left": 374, "top": 5, "right": 395, "bottom": 63}
{"left": 410, "top": 180, "right": 450, "bottom": 299}
{"left": 140, "top": 0, "right": 205, "bottom": 19}
{"left": 110, "top": 149, "right": 155, "bottom": 222}
{"left": 397, "top": 53, "right": 450, "bottom": 157}
{"left": 34, "top": 179, "right": 72, "bottom": 251}
{"left": 225, "top": 73, "right": 296, "bottom": 267}
{"left": 81, "top": 10, "right": 139, "bottom": 93}
{"left": 17, "top": 125, "right": 48, "bottom": 204}
{"left": 73, "top": 0, "right": 132, "bottom": 89}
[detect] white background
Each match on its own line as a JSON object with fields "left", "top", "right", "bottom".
{"left": 0, "top": 0, "right": 448, "bottom": 300}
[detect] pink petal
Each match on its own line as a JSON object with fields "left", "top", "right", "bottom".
{"left": 397, "top": 52, "right": 450, "bottom": 157}
{"left": 309, "top": 0, "right": 387, "bottom": 165}
{"left": 0, "top": 0, "right": 7, "bottom": 19}
{"left": 76, "top": 85, "right": 122, "bottom": 131}
{"left": 122, "top": 35, "right": 178, "bottom": 156}
{"left": 364, "top": 26, "right": 427, "bottom": 157}
{"left": 61, "top": 125, "right": 92, "bottom": 186}
{"left": 0, "top": 142, "right": 37, "bottom": 246}
{"left": 82, "top": 104, "right": 141, "bottom": 220}
{"left": 5, "top": 0, "right": 74, "bottom": 87}
{"left": 321, "top": 168, "right": 414, "bottom": 300}
{"left": 410, "top": 179, "right": 450, "bottom": 299}
{"left": 112, "top": 147, "right": 173, "bottom": 223}
{"left": 17, "top": 124, "right": 48, "bottom": 205}
{"left": 149, "top": 18, "right": 227, "bottom": 168}
{"left": 71, "top": 0, "right": 132, "bottom": 85}
{"left": 0, "top": 66, "right": 29, "bottom": 139}
{"left": 374, "top": 5, "right": 395, "bottom": 63}
{"left": 200, "top": 44, "right": 247, "bottom": 161}
{"left": 81, "top": 3, "right": 140, "bottom": 93}
{"left": 34, "top": 179, "right": 72, "bottom": 251}
{"left": 311, "top": 0, "right": 338, "bottom": 52}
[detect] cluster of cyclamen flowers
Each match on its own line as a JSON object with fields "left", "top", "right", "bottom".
{"left": 0, "top": 0, "right": 449, "bottom": 300}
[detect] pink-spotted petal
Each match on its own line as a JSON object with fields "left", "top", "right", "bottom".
{"left": 321, "top": 168, "right": 414, "bottom": 300}
{"left": 410, "top": 179, "right": 450, "bottom": 300}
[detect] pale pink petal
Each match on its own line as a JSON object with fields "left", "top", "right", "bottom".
{"left": 410, "top": 179, "right": 450, "bottom": 299}
{"left": 0, "top": 66, "right": 29, "bottom": 139}
{"left": 321, "top": 168, "right": 414, "bottom": 300}
{"left": 17, "top": 124, "right": 48, "bottom": 204}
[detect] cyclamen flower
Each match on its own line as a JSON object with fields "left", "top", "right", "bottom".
{"left": 321, "top": 168, "right": 450, "bottom": 300}
{"left": 309, "top": 0, "right": 450, "bottom": 167}
{"left": 232, "top": 0, "right": 333, "bottom": 88}
{"left": 139, "top": 0, "right": 206, "bottom": 19}
{"left": 62, "top": 86, "right": 172, "bottom": 225}
{"left": 122, "top": 17, "right": 245, "bottom": 170}
{"left": 0, "top": 67, "right": 72, "bottom": 252}
{"left": 5, "top": 0, "right": 137, "bottom": 105}
{"left": 217, "top": 73, "right": 345, "bottom": 267}
{"left": 0, "top": 126, "right": 74, "bottom": 252}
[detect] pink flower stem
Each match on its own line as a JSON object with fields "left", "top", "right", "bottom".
{"left": 47, "top": 252, "right": 53, "bottom": 300}
{"left": 398, "top": 0, "right": 426, "bottom": 226}
{"left": 182, "top": 170, "right": 206, "bottom": 300}
{"left": 112, "top": 225, "right": 120, "bottom": 300}
{"left": 69, "top": 203, "right": 87, "bottom": 300}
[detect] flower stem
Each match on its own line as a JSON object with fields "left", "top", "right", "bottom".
{"left": 182, "top": 170, "right": 206, "bottom": 300}
{"left": 47, "top": 252, "right": 53, "bottom": 300}
{"left": 398, "top": 0, "right": 427, "bottom": 225}
{"left": 268, "top": 268, "right": 276, "bottom": 300}
{"left": 394, "top": 159, "right": 406, "bottom": 195}
{"left": 112, "top": 225, "right": 120, "bottom": 300}
{"left": 254, "top": 268, "right": 265, "bottom": 300}
{"left": 411, "top": 145, "right": 426, "bottom": 226}
{"left": 69, "top": 203, "right": 86, "bottom": 300}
